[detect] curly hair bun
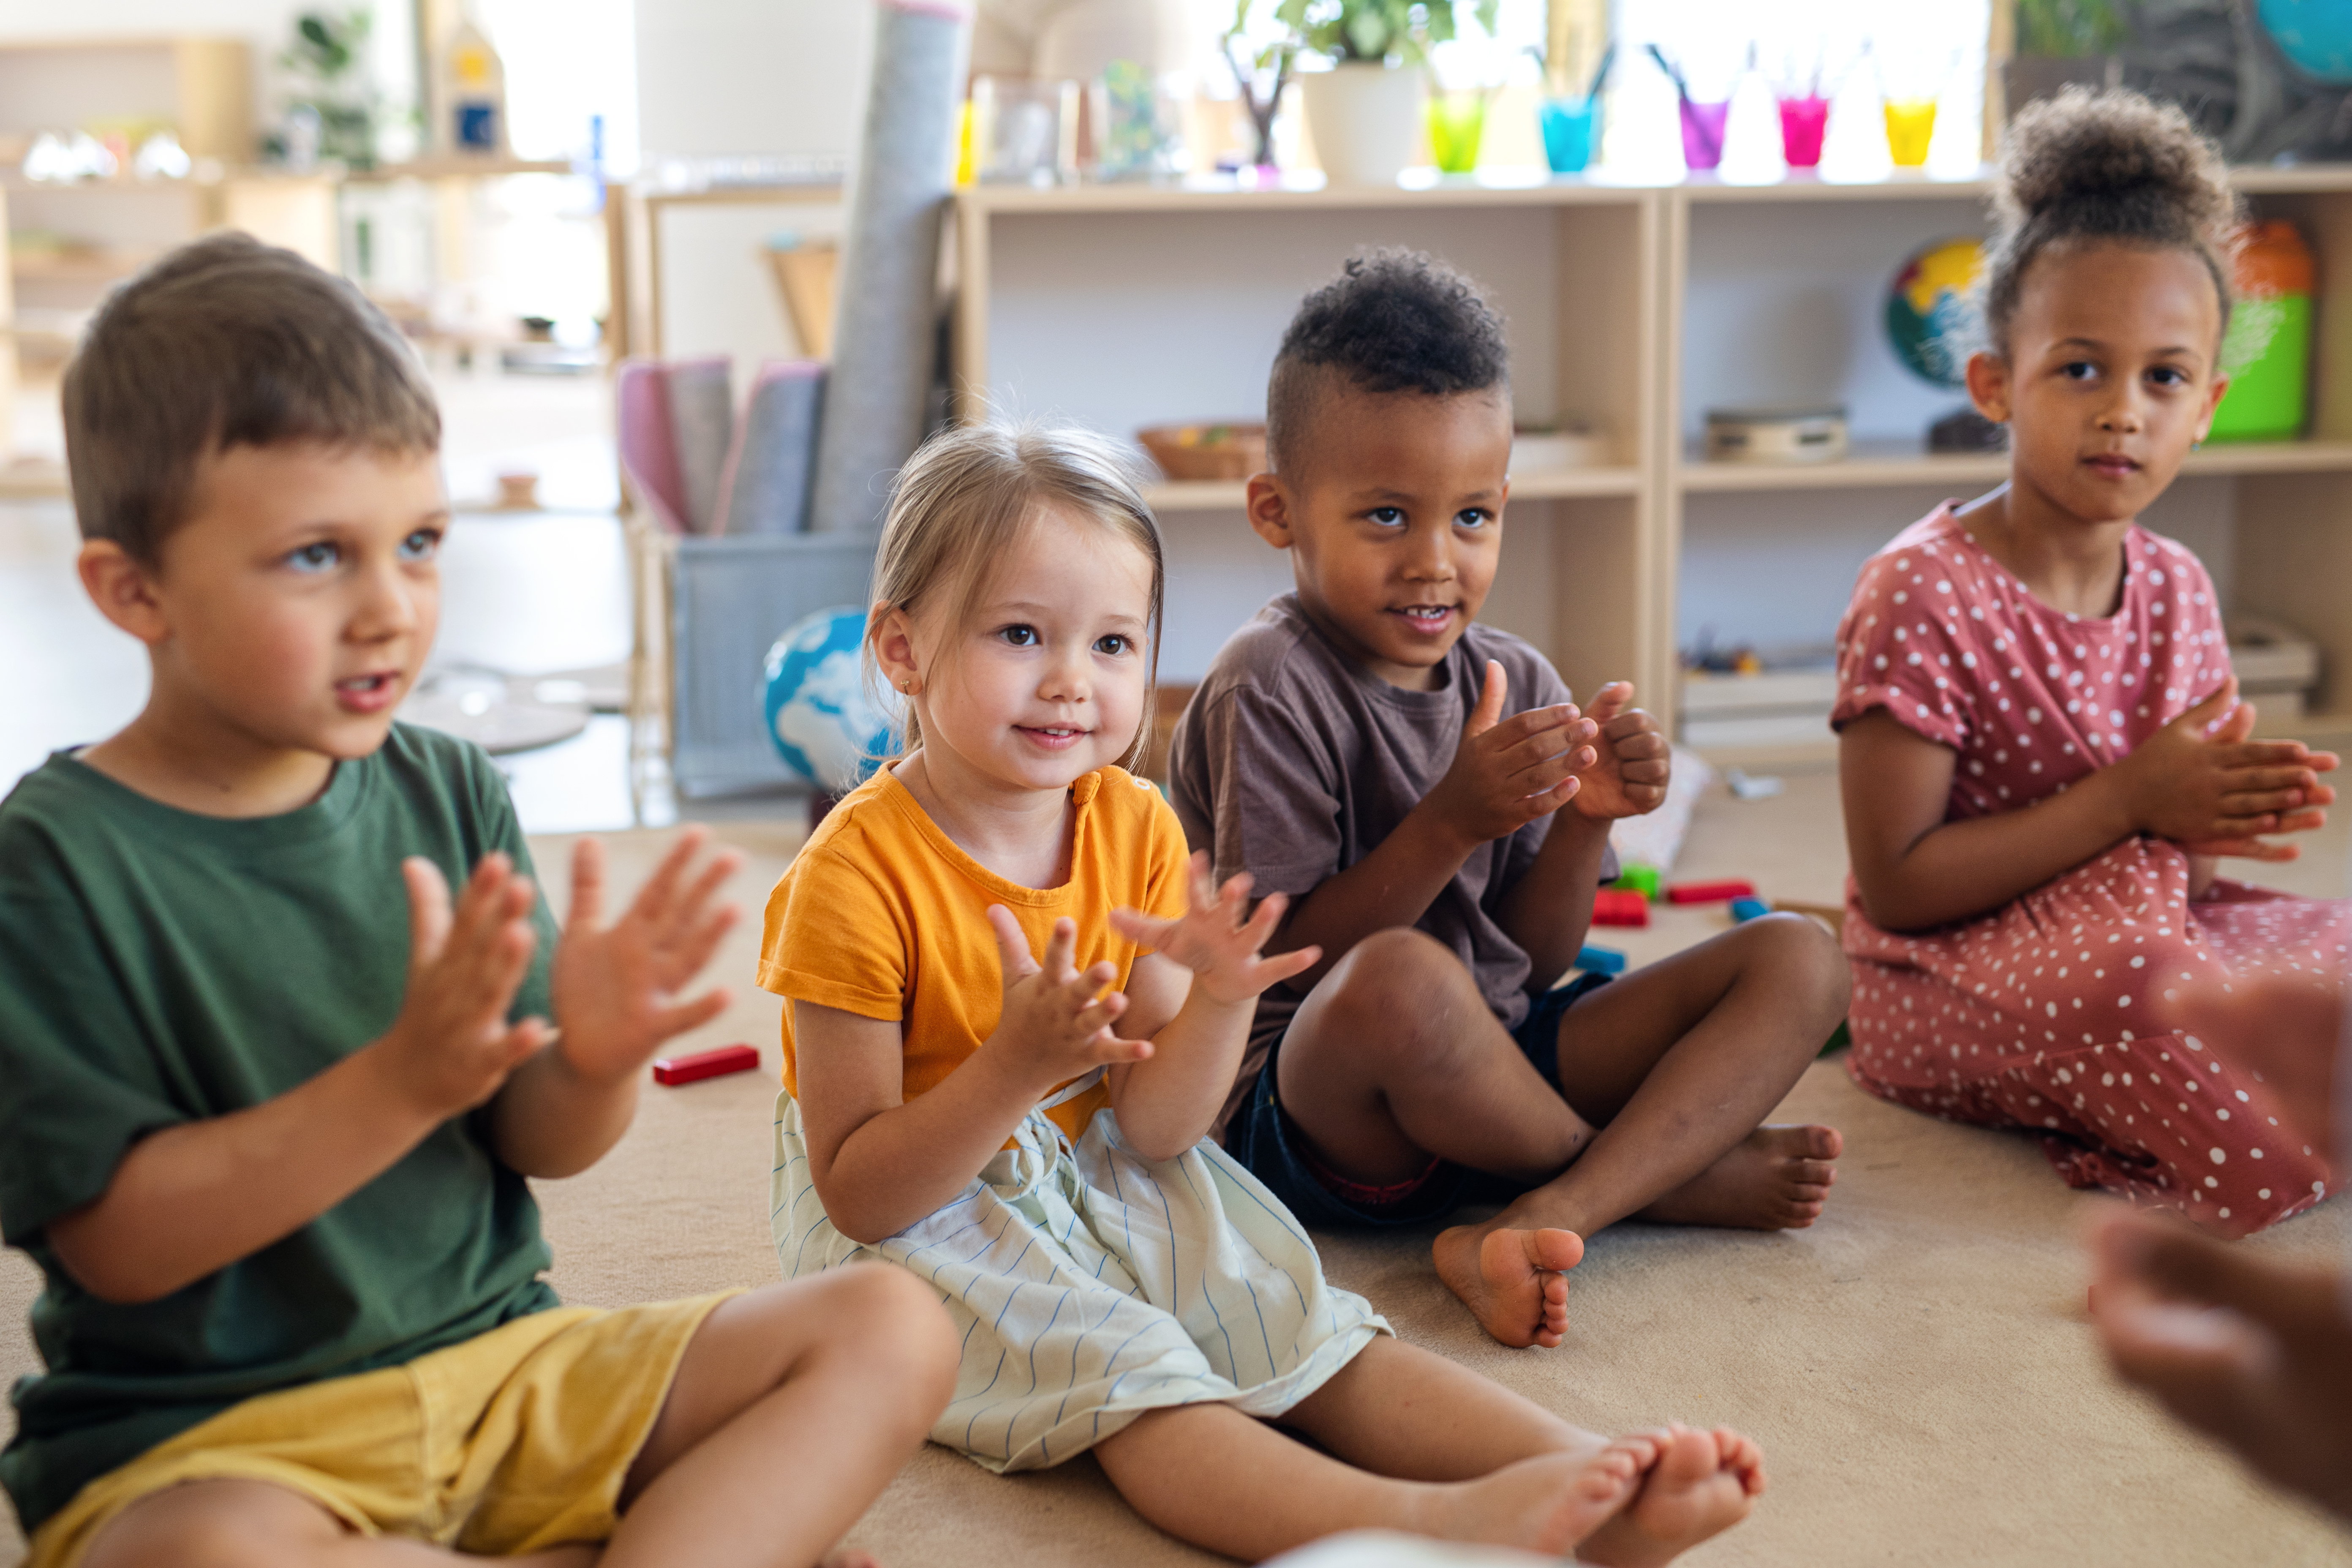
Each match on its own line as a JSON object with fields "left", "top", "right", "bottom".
{"left": 1998, "top": 85, "right": 2236, "bottom": 244}
{"left": 1979, "top": 85, "right": 2239, "bottom": 352}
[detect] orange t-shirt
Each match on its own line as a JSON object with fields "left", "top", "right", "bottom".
{"left": 757, "top": 764, "right": 1190, "bottom": 1143}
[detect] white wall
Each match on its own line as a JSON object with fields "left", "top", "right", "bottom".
{"left": 634, "top": 0, "right": 875, "bottom": 158}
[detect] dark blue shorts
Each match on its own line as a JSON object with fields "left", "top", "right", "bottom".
{"left": 1225, "top": 971, "right": 1610, "bottom": 1230}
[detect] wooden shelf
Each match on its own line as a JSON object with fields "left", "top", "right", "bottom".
{"left": 1141, "top": 465, "right": 1641, "bottom": 513}
{"left": 958, "top": 173, "right": 1649, "bottom": 218}
{"left": 0, "top": 456, "right": 68, "bottom": 498}
{"left": 11, "top": 248, "right": 158, "bottom": 283}
{"left": 340, "top": 157, "right": 576, "bottom": 184}
{"left": 1676, "top": 438, "right": 2352, "bottom": 494}
{"left": 1680, "top": 446, "right": 2006, "bottom": 492}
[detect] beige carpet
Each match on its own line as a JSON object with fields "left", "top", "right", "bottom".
{"left": 7, "top": 771, "right": 2352, "bottom": 1566}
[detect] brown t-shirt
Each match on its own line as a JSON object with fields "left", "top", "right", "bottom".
{"left": 1169, "top": 593, "right": 1614, "bottom": 1142}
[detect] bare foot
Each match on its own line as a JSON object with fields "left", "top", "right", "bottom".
{"left": 1417, "top": 1435, "right": 1661, "bottom": 1556}
{"left": 1577, "top": 1424, "right": 1765, "bottom": 1567}
{"left": 1636, "top": 1124, "right": 1841, "bottom": 1230}
{"left": 1432, "top": 1224, "right": 1585, "bottom": 1348}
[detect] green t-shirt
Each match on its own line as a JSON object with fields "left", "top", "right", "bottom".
{"left": 0, "top": 724, "right": 564, "bottom": 1534}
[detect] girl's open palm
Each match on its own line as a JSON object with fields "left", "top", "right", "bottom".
{"left": 1109, "top": 854, "right": 1321, "bottom": 1007}
{"left": 551, "top": 828, "right": 742, "bottom": 1081}
{"left": 986, "top": 909, "right": 1153, "bottom": 1087}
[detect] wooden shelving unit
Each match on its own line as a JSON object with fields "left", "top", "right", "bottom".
{"left": 954, "top": 174, "right": 1668, "bottom": 700}
{"left": 949, "top": 164, "right": 2352, "bottom": 749}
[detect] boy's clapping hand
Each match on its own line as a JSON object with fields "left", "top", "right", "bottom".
{"left": 384, "top": 852, "right": 550, "bottom": 1116}
{"left": 1568, "top": 682, "right": 1670, "bottom": 820}
{"left": 1110, "top": 854, "right": 1321, "bottom": 1007}
{"left": 550, "top": 829, "right": 743, "bottom": 1081}
{"left": 1424, "top": 661, "right": 1598, "bottom": 847}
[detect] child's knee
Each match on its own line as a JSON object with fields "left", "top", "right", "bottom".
{"left": 83, "top": 1479, "right": 329, "bottom": 1568}
{"left": 828, "top": 1265, "right": 959, "bottom": 1396}
{"left": 1738, "top": 912, "right": 1851, "bottom": 1017}
{"left": 1312, "top": 928, "right": 1482, "bottom": 1064}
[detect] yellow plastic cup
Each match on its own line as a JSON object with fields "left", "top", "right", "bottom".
{"left": 1884, "top": 97, "right": 1936, "bottom": 167}
{"left": 1426, "top": 91, "right": 1488, "bottom": 174}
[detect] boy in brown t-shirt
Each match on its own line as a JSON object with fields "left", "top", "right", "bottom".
{"left": 1168, "top": 250, "right": 1852, "bottom": 1350}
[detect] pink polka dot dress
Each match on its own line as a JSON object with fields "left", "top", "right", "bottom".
{"left": 1833, "top": 505, "right": 2347, "bottom": 1238}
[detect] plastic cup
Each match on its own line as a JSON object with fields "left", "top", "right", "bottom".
{"left": 1426, "top": 90, "right": 1487, "bottom": 174}
{"left": 1777, "top": 95, "right": 1828, "bottom": 168}
{"left": 1678, "top": 98, "right": 1731, "bottom": 171}
{"left": 1884, "top": 97, "right": 1937, "bottom": 167}
{"left": 1539, "top": 95, "right": 1599, "bottom": 172}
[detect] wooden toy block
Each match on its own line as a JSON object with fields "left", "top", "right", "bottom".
{"left": 1575, "top": 944, "right": 1628, "bottom": 974}
{"left": 653, "top": 1043, "right": 760, "bottom": 1086}
{"left": 1592, "top": 889, "right": 1650, "bottom": 926}
{"left": 1666, "top": 879, "right": 1755, "bottom": 904}
{"left": 1729, "top": 896, "right": 1769, "bottom": 922}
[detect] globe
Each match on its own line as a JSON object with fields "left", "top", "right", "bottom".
{"left": 762, "top": 607, "right": 900, "bottom": 795}
{"left": 2259, "top": 0, "right": 2352, "bottom": 84}
{"left": 1885, "top": 235, "right": 1985, "bottom": 390}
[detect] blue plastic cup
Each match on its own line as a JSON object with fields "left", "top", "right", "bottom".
{"left": 1540, "top": 95, "right": 1599, "bottom": 173}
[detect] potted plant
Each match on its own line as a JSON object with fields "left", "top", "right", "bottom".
{"left": 2004, "top": 0, "right": 2126, "bottom": 120}
{"left": 1271, "top": 0, "right": 1499, "bottom": 184}
{"left": 1222, "top": 0, "right": 1297, "bottom": 172}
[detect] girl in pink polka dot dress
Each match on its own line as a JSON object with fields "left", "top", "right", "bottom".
{"left": 1832, "top": 88, "right": 2348, "bottom": 1239}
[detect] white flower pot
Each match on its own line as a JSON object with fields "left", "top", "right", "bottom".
{"left": 1301, "top": 61, "right": 1424, "bottom": 186}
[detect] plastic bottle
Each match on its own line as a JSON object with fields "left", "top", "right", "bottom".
{"left": 2210, "top": 221, "right": 2315, "bottom": 442}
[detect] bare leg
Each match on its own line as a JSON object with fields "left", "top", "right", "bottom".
{"left": 1274, "top": 1334, "right": 1590, "bottom": 1478}
{"left": 83, "top": 1478, "right": 604, "bottom": 1567}
{"left": 1276, "top": 928, "right": 1597, "bottom": 1188}
{"left": 80, "top": 1268, "right": 952, "bottom": 1568}
{"left": 1435, "top": 915, "right": 1847, "bottom": 1346}
{"left": 606, "top": 1265, "right": 958, "bottom": 1568}
{"left": 1094, "top": 1405, "right": 1655, "bottom": 1563}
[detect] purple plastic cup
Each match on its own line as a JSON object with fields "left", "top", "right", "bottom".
{"left": 1777, "top": 95, "right": 1829, "bottom": 168}
{"left": 1678, "top": 98, "right": 1730, "bottom": 170}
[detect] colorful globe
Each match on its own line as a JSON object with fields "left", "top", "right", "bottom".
{"left": 762, "top": 607, "right": 900, "bottom": 795}
{"left": 2259, "top": 0, "right": 2352, "bottom": 84}
{"left": 1885, "top": 235, "right": 1985, "bottom": 390}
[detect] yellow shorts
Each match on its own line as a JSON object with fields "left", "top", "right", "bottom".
{"left": 27, "top": 1292, "right": 738, "bottom": 1568}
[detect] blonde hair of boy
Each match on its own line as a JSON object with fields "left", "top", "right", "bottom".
{"left": 866, "top": 420, "right": 1165, "bottom": 771}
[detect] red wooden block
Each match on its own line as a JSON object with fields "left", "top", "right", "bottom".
{"left": 653, "top": 1043, "right": 760, "bottom": 1086}
{"left": 1666, "top": 879, "right": 1756, "bottom": 905}
{"left": 1592, "top": 889, "right": 1650, "bottom": 927}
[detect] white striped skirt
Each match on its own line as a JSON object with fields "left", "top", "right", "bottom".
{"left": 770, "top": 1086, "right": 1388, "bottom": 1470}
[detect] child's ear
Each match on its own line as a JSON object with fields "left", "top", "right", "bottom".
{"left": 2194, "top": 372, "right": 2230, "bottom": 444}
{"left": 871, "top": 602, "right": 924, "bottom": 695}
{"left": 1964, "top": 351, "right": 2012, "bottom": 425}
{"left": 76, "top": 540, "right": 170, "bottom": 646}
{"left": 1245, "top": 471, "right": 1294, "bottom": 550}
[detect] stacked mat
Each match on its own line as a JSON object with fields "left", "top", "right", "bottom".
{"left": 617, "top": 357, "right": 828, "bottom": 537}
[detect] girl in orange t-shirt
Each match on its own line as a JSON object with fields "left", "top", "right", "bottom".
{"left": 760, "top": 421, "right": 1760, "bottom": 1564}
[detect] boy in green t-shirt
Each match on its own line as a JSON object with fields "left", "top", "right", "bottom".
{"left": 0, "top": 234, "right": 956, "bottom": 1568}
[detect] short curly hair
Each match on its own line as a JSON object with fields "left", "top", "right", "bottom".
{"left": 1266, "top": 248, "right": 1511, "bottom": 476}
{"left": 1981, "top": 85, "right": 2239, "bottom": 356}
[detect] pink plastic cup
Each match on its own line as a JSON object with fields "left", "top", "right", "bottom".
{"left": 1777, "top": 95, "right": 1828, "bottom": 168}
